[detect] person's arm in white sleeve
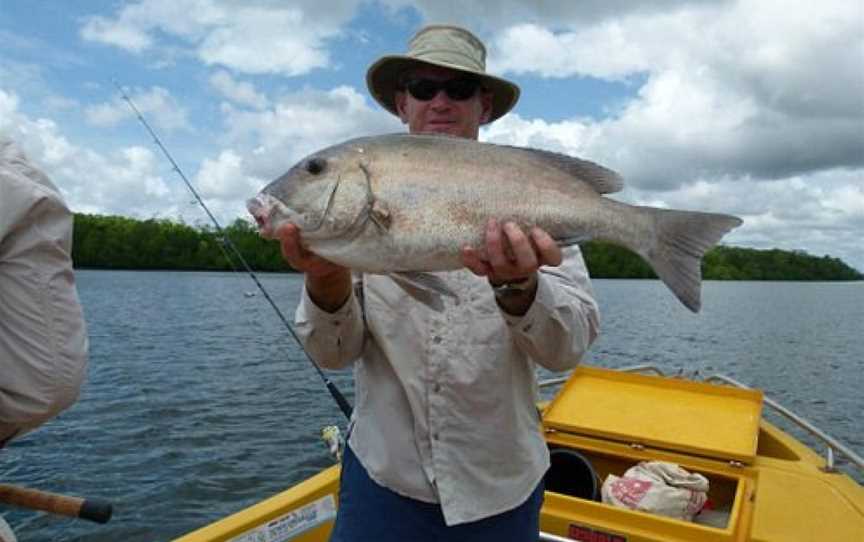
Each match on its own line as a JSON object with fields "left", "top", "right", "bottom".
{"left": 0, "top": 140, "right": 88, "bottom": 445}
{"left": 294, "top": 277, "right": 366, "bottom": 370}
{"left": 275, "top": 223, "right": 365, "bottom": 370}
{"left": 500, "top": 245, "right": 600, "bottom": 372}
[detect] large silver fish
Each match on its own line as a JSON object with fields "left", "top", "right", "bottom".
{"left": 247, "top": 133, "right": 741, "bottom": 312}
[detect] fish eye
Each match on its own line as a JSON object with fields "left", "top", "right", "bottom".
{"left": 306, "top": 157, "right": 326, "bottom": 175}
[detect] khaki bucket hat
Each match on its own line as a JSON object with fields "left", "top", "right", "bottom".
{"left": 366, "top": 25, "right": 520, "bottom": 123}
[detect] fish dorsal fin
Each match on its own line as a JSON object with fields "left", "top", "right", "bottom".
{"left": 506, "top": 145, "right": 624, "bottom": 194}
{"left": 381, "top": 133, "right": 624, "bottom": 194}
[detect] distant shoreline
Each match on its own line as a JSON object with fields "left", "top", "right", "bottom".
{"left": 72, "top": 266, "right": 864, "bottom": 282}
{"left": 72, "top": 213, "right": 864, "bottom": 281}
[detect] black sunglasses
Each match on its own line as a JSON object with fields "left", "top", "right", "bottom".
{"left": 403, "top": 77, "right": 482, "bottom": 101}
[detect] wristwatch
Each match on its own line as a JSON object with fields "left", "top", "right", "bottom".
{"left": 490, "top": 274, "right": 537, "bottom": 297}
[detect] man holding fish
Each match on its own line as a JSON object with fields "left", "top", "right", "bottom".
{"left": 252, "top": 24, "right": 739, "bottom": 542}
{"left": 269, "top": 25, "right": 599, "bottom": 541}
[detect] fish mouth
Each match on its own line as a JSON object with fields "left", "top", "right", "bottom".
{"left": 246, "top": 195, "right": 279, "bottom": 238}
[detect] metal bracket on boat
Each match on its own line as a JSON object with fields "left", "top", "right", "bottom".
{"left": 629, "top": 443, "right": 645, "bottom": 451}
{"left": 825, "top": 447, "right": 835, "bottom": 473}
{"left": 703, "top": 373, "right": 864, "bottom": 474}
{"left": 728, "top": 460, "right": 744, "bottom": 469}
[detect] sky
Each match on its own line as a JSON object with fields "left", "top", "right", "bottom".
{"left": 1, "top": 0, "right": 862, "bottom": 271}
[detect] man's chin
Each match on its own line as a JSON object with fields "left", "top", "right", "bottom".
{"left": 421, "top": 125, "right": 462, "bottom": 137}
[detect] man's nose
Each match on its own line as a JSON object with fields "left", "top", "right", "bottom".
{"left": 428, "top": 89, "right": 453, "bottom": 108}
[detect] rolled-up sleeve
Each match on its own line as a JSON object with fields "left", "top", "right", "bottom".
{"left": 294, "top": 278, "right": 366, "bottom": 370}
{"left": 500, "top": 245, "right": 600, "bottom": 372}
{"left": 0, "top": 145, "right": 88, "bottom": 441}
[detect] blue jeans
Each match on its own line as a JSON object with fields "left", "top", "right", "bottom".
{"left": 329, "top": 444, "right": 544, "bottom": 542}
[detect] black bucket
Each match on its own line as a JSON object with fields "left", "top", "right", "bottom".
{"left": 545, "top": 448, "right": 600, "bottom": 501}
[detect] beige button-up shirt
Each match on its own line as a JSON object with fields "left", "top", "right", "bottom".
{"left": 0, "top": 138, "right": 88, "bottom": 445}
{"left": 296, "top": 247, "right": 599, "bottom": 525}
{"left": 296, "top": 248, "right": 599, "bottom": 525}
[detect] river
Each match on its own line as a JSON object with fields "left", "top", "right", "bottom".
{"left": 2, "top": 271, "right": 862, "bottom": 541}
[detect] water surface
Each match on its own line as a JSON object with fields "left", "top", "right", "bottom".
{"left": 2, "top": 272, "right": 861, "bottom": 541}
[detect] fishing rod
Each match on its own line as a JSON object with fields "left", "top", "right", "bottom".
{"left": 114, "top": 82, "right": 352, "bottom": 421}
{"left": 0, "top": 483, "right": 112, "bottom": 524}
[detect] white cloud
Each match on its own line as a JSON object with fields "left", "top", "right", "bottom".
{"left": 195, "top": 149, "right": 259, "bottom": 200}
{"left": 80, "top": 15, "right": 153, "bottom": 53}
{"left": 0, "top": 88, "right": 186, "bottom": 221}
{"left": 218, "top": 85, "right": 401, "bottom": 181}
{"left": 481, "top": 114, "right": 591, "bottom": 157}
{"left": 195, "top": 6, "right": 327, "bottom": 75}
{"left": 84, "top": 86, "right": 190, "bottom": 133}
{"left": 489, "top": 22, "right": 650, "bottom": 80}
{"left": 43, "top": 95, "right": 81, "bottom": 112}
{"left": 379, "top": 0, "right": 722, "bottom": 33}
{"left": 189, "top": 149, "right": 265, "bottom": 221}
{"left": 485, "top": 0, "right": 864, "bottom": 190}
{"left": 79, "top": 0, "right": 359, "bottom": 76}
{"left": 208, "top": 71, "right": 268, "bottom": 110}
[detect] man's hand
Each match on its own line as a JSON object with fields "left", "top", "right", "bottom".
{"left": 276, "top": 223, "right": 352, "bottom": 312}
{"left": 461, "top": 219, "right": 562, "bottom": 283}
{"left": 461, "top": 219, "right": 562, "bottom": 315}
{"left": 277, "top": 223, "right": 346, "bottom": 278}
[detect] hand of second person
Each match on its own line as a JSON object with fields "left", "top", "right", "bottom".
{"left": 276, "top": 223, "right": 347, "bottom": 279}
{"left": 461, "top": 219, "right": 562, "bottom": 284}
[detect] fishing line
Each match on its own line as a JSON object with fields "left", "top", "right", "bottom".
{"left": 114, "top": 81, "right": 353, "bottom": 420}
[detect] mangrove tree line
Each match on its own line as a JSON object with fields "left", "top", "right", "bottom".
{"left": 71, "top": 213, "right": 863, "bottom": 280}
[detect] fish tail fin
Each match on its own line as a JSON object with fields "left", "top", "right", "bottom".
{"left": 639, "top": 208, "right": 742, "bottom": 312}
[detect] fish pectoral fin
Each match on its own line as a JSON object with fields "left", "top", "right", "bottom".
{"left": 357, "top": 161, "right": 390, "bottom": 234}
{"left": 394, "top": 272, "right": 457, "bottom": 297}
{"left": 389, "top": 272, "right": 457, "bottom": 311}
{"left": 370, "top": 200, "right": 391, "bottom": 232}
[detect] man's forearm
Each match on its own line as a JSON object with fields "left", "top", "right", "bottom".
{"left": 306, "top": 269, "right": 353, "bottom": 312}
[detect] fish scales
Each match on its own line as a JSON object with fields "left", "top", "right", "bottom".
{"left": 360, "top": 136, "right": 599, "bottom": 250}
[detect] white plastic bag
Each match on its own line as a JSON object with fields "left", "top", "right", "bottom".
{"left": 601, "top": 461, "right": 709, "bottom": 521}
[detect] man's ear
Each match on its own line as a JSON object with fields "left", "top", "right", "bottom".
{"left": 395, "top": 91, "right": 409, "bottom": 124}
{"left": 479, "top": 91, "right": 493, "bottom": 124}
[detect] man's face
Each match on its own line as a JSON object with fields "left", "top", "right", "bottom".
{"left": 395, "top": 65, "right": 493, "bottom": 140}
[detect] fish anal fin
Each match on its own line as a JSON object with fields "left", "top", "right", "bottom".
{"left": 389, "top": 272, "right": 458, "bottom": 311}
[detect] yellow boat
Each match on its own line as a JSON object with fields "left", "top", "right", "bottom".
{"left": 175, "top": 365, "right": 864, "bottom": 542}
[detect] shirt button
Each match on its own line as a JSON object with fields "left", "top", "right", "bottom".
{"left": 434, "top": 383, "right": 441, "bottom": 393}
{"left": 433, "top": 433, "right": 440, "bottom": 441}
{"left": 432, "top": 335, "right": 442, "bottom": 344}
